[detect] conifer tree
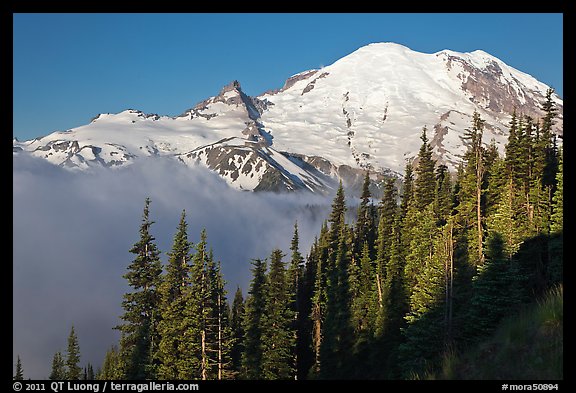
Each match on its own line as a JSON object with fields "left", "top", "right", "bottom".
{"left": 320, "top": 222, "right": 354, "bottom": 379}
{"left": 262, "top": 249, "right": 296, "bottom": 379}
{"left": 550, "top": 147, "right": 563, "bottom": 234}
{"left": 86, "top": 364, "right": 94, "bottom": 380}
{"left": 458, "top": 111, "right": 487, "bottom": 267}
{"left": 66, "top": 326, "right": 81, "bottom": 380}
{"left": 230, "top": 287, "right": 245, "bottom": 377}
{"left": 286, "top": 222, "right": 308, "bottom": 380}
{"left": 375, "top": 178, "right": 398, "bottom": 293}
{"left": 181, "top": 230, "right": 230, "bottom": 380}
{"left": 548, "top": 147, "right": 563, "bottom": 285}
{"left": 156, "top": 211, "right": 192, "bottom": 379}
{"left": 484, "top": 148, "right": 507, "bottom": 219}
{"left": 399, "top": 206, "right": 447, "bottom": 375}
{"left": 354, "top": 172, "right": 376, "bottom": 259}
{"left": 468, "top": 231, "right": 520, "bottom": 339}
{"left": 98, "top": 346, "right": 122, "bottom": 380}
{"left": 434, "top": 164, "right": 453, "bottom": 225}
{"left": 328, "top": 181, "right": 346, "bottom": 254}
{"left": 310, "top": 223, "right": 330, "bottom": 377}
{"left": 350, "top": 241, "right": 375, "bottom": 356}
{"left": 117, "top": 198, "right": 163, "bottom": 380}
{"left": 414, "top": 126, "right": 437, "bottom": 209}
{"left": 242, "top": 258, "right": 267, "bottom": 379}
{"left": 400, "top": 162, "right": 415, "bottom": 219}
{"left": 14, "top": 355, "right": 24, "bottom": 380}
{"left": 49, "top": 352, "right": 66, "bottom": 380}
{"left": 206, "top": 258, "right": 234, "bottom": 380}
{"left": 375, "top": 216, "right": 408, "bottom": 379}
{"left": 539, "top": 88, "right": 559, "bottom": 189}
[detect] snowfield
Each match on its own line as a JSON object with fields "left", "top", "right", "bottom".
{"left": 14, "top": 42, "right": 563, "bottom": 191}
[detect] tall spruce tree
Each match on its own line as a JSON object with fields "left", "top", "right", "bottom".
{"left": 117, "top": 198, "right": 163, "bottom": 380}
{"left": 375, "top": 216, "right": 408, "bottom": 379}
{"left": 548, "top": 147, "right": 563, "bottom": 285}
{"left": 468, "top": 231, "right": 520, "bottom": 339}
{"left": 262, "top": 249, "right": 296, "bottom": 379}
{"left": 230, "top": 287, "right": 245, "bottom": 377}
{"left": 350, "top": 241, "right": 375, "bottom": 364}
{"left": 355, "top": 171, "right": 377, "bottom": 259}
{"left": 14, "top": 355, "right": 24, "bottom": 380}
{"left": 550, "top": 147, "right": 563, "bottom": 234}
{"left": 242, "top": 258, "right": 268, "bottom": 379}
{"left": 399, "top": 206, "right": 447, "bottom": 376}
{"left": 286, "top": 222, "right": 307, "bottom": 380}
{"left": 459, "top": 111, "right": 487, "bottom": 267}
{"left": 86, "top": 364, "right": 95, "bottom": 380}
{"left": 539, "top": 88, "right": 559, "bottom": 189}
{"left": 400, "top": 162, "right": 415, "bottom": 219}
{"left": 375, "top": 178, "right": 398, "bottom": 296}
{"left": 66, "top": 326, "right": 81, "bottom": 380}
{"left": 328, "top": 181, "right": 347, "bottom": 254}
{"left": 181, "top": 230, "right": 231, "bottom": 380}
{"left": 320, "top": 222, "right": 354, "bottom": 379}
{"left": 414, "top": 126, "right": 437, "bottom": 209}
{"left": 98, "top": 346, "right": 123, "bottom": 380}
{"left": 49, "top": 352, "right": 66, "bottom": 380}
{"left": 205, "top": 258, "right": 234, "bottom": 380}
{"left": 156, "top": 211, "right": 192, "bottom": 379}
{"left": 434, "top": 164, "right": 453, "bottom": 225}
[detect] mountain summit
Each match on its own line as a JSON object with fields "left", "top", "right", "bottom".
{"left": 13, "top": 43, "right": 563, "bottom": 192}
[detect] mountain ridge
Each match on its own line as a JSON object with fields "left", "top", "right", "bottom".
{"left": 13, "top": 42, "right": 563, "bottom": 193}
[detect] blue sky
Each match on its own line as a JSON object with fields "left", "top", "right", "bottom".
{"left": 13, "top": 13, "right": 563, "bottom": 141}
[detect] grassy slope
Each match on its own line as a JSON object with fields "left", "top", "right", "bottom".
{"left": 425, "top": 286, "right": 563, "bottom": 380}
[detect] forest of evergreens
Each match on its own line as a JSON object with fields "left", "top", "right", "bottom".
{"left": 16, "top": 89, "right": 562, "bottom": 381}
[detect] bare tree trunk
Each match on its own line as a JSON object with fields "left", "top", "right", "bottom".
{"left": 312, "top": 304, "right": 322, "bottom": 374}
{"left": 218, "top": 293, "right": 223, "bottom": 380}
{"left": 375, "top": 273, "right": 383, "bottom": 309}
{"left": 201, "top": 329, "right": 207, "bottom": 380}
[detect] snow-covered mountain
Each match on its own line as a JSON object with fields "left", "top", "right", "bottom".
{"left": 13, "top": 43, "right": 563, "bottom": 192}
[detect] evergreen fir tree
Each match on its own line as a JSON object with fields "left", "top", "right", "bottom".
{"left": 400, "top": 162, "right": 415, "bottom": 219}
{"left": 548, "top": 147, "right": 563, "bottom": 285}
{"left": 181, "top": 229, "right": 227, "bottom": 380}
{"left": 14, "top": 355, "right": 24, "bottom": 380}
{"left": 550, "top": 147, "right": 563, "bottom": 234}
{"left": 375, "top": 216, "right": 408, "bottom": 378}
{"left": 434, "top": 164, "right": 453, "bottom": 225}
{"left": 66, "top": 326, "right": 81, "bottom": 380}
{"left": 539, "top": 88, "right": 559, "bottom": 189}
{"left": 86, "top": 364, "right": 94, "bottom": 380}
{"left": 328, "top": 181, "right": 347, "bottom": 254}
{"left": 320, "top": 222, "right": 354, "bottom": 379}
{"left": 98, "top": 346, "right": 123, "bottom": 380}
{"left": 468, "top": 231, "right": 520, "bottom": 339}
{"left": 458, "top": 111, "right": 487, "bottom": 267}
{"left": 375, "top": 178, "right": 398, "bottom": 294}
{"left": 310, "top": 224, "right": 330, "bottom": 377}
{"left": 399, "top": 207, "right": 447, "bottom": 375}
{"left": 156, "top": 211, "right": 192, "bottom": 379}
{"left": 354, "top": 171, "right": 377, "bottom": 259}
{"left": 286, "top": 222, "right": 308, "bottom": 380}
{"left": 484, "top": 139, "right": 506, "bottom": 218}
{"left": 206, "top": 258, "right": 234, "bottom": 380}
{"left": 117, "top": 198, "right": 163, "bottom": 380}
{"left": 262, "top": 249, "right": 296, "bottom": 379}
{"left": 241, "top": 258, "right": 267, "bottom": 379}
{"left": 350, "top": 241, "right": 375, "bottom": 365}
{"left": 49, "top": 352, "right": 66, "bottom": 380}
{"left": 414, "top": 126, "right": 437, "bottom": 209}
{"left": 230, "top": 287, "right": 245, "bottom": 377}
